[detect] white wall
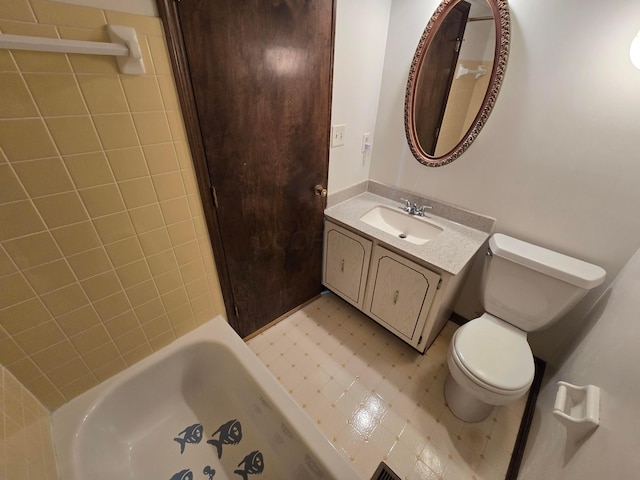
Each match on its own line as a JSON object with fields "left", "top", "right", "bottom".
{"left": 519, "top": 244, "right": 640, "bottom": 478}
{"left": 363, "top": 0, "right": 640, "bottom": 360}
{"left": 328, "top": 0, "right": 392, "bottom": 193}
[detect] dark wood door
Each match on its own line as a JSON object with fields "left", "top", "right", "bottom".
{"left": 414, "top": 1, "right": 470, "bottom": 155}
{"left": 176, "top": 0, "right": 334, "bottom": 337}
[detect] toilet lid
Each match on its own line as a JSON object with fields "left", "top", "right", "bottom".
{"left": 454, "top": 316, "right": 535, "bottom": 392}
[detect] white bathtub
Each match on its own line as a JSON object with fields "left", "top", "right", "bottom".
{"left": 53, "top": 316, "right": 360, "bottom": 480}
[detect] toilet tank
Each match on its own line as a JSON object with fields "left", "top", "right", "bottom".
{"left": 481, "top": 234, "right": 606, "bottom": 332}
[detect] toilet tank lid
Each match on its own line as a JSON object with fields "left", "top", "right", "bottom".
{"left": 489, "top": 234, "right": 606, "bottom": 289}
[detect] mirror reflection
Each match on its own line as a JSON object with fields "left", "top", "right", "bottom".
{"left": 405, "top": 0, "right": 509, "bottom": 166}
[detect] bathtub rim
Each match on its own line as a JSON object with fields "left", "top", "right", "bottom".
{"left": 52, "top": 315, "right": 360, "bottom": 480}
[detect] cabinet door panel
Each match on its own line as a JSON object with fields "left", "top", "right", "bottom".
{"left": 366, "top": 246, "right": 440, "bottom": 345}
{"left": 369, "top": 256, "right": 428, "bottom": 338}
{"left": 323, "top": 222, "right": 372, "bottom": 308}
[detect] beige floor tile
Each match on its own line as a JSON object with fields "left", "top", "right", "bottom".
{"left": 247, "top": 292, "right": 525, "bottom": 479}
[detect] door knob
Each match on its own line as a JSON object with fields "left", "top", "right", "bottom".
{"left": 314, "top": 184, "right": 327, "bottom": 197}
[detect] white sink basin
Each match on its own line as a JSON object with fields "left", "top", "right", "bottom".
{"left": 359, "top": 205, "right": 443, "bottom": 245}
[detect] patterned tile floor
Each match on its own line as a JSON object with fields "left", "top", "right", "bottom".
{"left": 246, "top": 292, "right": 526, "bottom": 480}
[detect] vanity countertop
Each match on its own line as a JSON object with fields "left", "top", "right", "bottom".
{"left": 324, "top": 192, "right": 492, "bottom": 275}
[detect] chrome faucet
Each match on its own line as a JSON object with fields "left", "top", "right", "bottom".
{"left": 399, "top": 198, "right": 432, "bottom": 217}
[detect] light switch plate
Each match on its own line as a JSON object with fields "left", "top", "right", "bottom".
{"left": 331, "top": 124, "right": 345, "bottom": 147}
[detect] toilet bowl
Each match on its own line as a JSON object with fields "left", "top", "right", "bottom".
{"left": 445, "top": 314, "right": 534, "bottom": 422}
{"left": 444, "top": 234, "right": 605, "bottom": 422}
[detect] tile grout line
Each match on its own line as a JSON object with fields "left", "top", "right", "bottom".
{"left": 1, "top": 52, "right": 99, "bottom": 405}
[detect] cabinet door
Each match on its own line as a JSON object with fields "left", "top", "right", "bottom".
{"left": 323, "top": 222, "right": 372, "bottom": 309}
{"left": 365, "top": 246, "right": 440, "bottom": 346}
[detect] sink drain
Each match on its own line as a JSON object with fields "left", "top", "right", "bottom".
{"left": 398, "top": 233, "right": 407, "bottom": 239}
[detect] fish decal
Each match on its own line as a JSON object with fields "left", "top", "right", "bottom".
{"left": 234, "top": 450, "right": 264, "bottom": 480}
{"left": 173, "top": 423, "right": 204, "bottom": 454}
{"left": 169, "top": 469, "right": 193, "bottom": 480}
{"left": 203, "top": 466, "right": 216, "bottom": 479}
{"left": 207, "top": 419, "right": 242, "bottom": 459}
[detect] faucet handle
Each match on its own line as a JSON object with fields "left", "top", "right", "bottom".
{"left": 416, "top": 204, "right": 433, "bottom": 216}
{"left": 399, "top": 198, "right": 412, "bottom": 211}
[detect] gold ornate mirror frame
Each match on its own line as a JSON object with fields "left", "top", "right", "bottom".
{"left": 405, "top": 0, "right": 510, "bottom": 167}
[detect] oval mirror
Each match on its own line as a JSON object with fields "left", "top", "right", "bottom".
{"left": 405, "top": 0, "right": 510, "bottom": 166}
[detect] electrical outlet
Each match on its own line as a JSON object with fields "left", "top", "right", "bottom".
{"left": 331, "top": 124, "right": 346, "bottom": 147}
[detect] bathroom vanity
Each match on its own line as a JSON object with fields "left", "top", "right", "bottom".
{"left": 322, "top": 184, "right": 494, "bottom": 353}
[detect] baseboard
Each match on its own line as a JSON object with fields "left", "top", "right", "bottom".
{"left": 506, "top": 356, "right": 546, "bottom": 479}
{"left": 241, "top": 294, "right": 322, "bottom": 341}
{"left": 449, "top": 311, "right": 468, "bottom": 326}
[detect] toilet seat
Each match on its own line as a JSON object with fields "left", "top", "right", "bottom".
{"left": 452, "top": 314, "right": 535, "bottom": 393}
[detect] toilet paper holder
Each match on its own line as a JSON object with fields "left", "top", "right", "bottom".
{"left": 552, "top": 381, "right": 600, "bottom": 438}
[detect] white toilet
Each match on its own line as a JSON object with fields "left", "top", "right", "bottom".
{"left": 445, "top": 233, "right": 606, "bottom": 422}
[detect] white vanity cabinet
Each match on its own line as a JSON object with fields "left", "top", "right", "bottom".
{"left": 322, "top": 219, "right": 473, "bottom": 353}
{"left": 322, "top": 222, "right": 372, "bottom": 309}
{"left": 364, "top": 246, "right": 440, "bottom": 349}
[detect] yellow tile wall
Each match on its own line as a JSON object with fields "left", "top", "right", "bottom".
{"left": 1, "top": 363, "right": 58, "bottom": 479}
{"left": 0, "top": 0, "right": 226, "bottom": 411}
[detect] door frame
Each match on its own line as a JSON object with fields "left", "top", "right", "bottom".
{"left": 157, "top": 0, "right": 240, "bottom": 332}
